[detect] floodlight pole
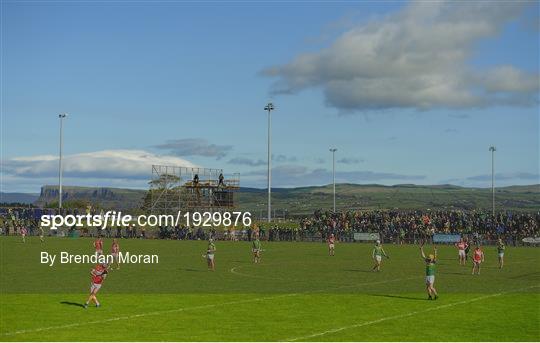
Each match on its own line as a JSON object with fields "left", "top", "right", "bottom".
{"left": 264, "top": 102, "right": 274, "bottom": 223}
{"left": 330, "top": 148, "right": 337, "bottom": 212}
{"left": 58, "top": 113, "right": 68, "bottom": 209}
{"left": 489, "top": 146, "right": 496, "bottom": 219}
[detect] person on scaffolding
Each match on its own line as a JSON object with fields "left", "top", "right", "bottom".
{"left": 218, "top": 173, "right": 225, "bottom": 189}
{"left": 193, "top": 174, "right": 201, "bottom": 203}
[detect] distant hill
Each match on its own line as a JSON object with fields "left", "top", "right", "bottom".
{"left": 9, "top": 183, "right": 540, "bottom": 215}
{"left": 0, "top": 192, "right": 40, "bottom": 204}
{"left": 36, "top": 185, "right": 146, "bottom": 210}
{"left": 236, "top": 183, "right": 540, "bottom": 216}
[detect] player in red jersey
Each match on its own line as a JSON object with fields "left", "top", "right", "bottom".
{"left": 327, "top": 233, "right": 336, "bottom": 256}
{"left": 471, "top": 245, "right": 485, "bottom": 275}
{"left": 455, "top": 238, "right": 468, "bottom": 266}
{"left": 111, "top": 239, "right": 120, "bottom": 270}
{"left": 94, "top": 236, "right": 103, "bottom": 257}
{"left": 84, "top": 263, "right": 108, "bottom": 308}
{"left": 20, "top": 227, "right": 27, "bottom": 243}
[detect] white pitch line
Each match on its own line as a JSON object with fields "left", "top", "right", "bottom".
{"left": 1, "top": 275, "right": 418, "bottom": 337}
{"left": 283, "top": 285, "right": 540, "bottom": 342}
{"left": 1, "top": 293, "right": 298, "bottom": 337}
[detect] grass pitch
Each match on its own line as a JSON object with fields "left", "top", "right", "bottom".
{"left": 1, "top": 236, "right": 539, "bottom": 341}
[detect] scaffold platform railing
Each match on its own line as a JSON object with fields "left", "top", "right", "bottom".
{"left": 149, "top": 164, "right": 240, "bottom": 215}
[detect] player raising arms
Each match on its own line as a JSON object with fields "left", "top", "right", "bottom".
{"left": 252, "top": 234, "right": 262, "bottom": 264}
{"left": 497, "top": 238, "right": 505, "bottom": 269}
{"left": 327, "top": 233, "right": 336, "bottom": 256}
{"left": 111, "top": 239, "right": 120, "bottom": 270}
{"left": 372, "top": 240, "right": 389, "bottom": 272}
{"left": 94, "top": 236, "right": 103, "bottom": 257}
{"left": 205, "top": 238, "right": 216, "bottom": 271}
{"left": 471, "top": 245, "right": 485, "bottom": 275}
{"left": 455, "top": 238, "right": 468, "bottom": 266}
{"left": 420, "top": 245, "right": 438, "bottom": 300}
{"left": 84, "top": 263, "right": 108, "bottom": 308}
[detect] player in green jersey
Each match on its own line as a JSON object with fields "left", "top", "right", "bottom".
{"left": 497, "top": 238, "right": 505, "bottom": 269}
{"left": 420, "top": 245, "right": 438, "bottom": 300}
{"left": 372, "top": 240, "right": 389, "bottom": 272}
{"left": 205, "top": 238, "right": 216, "bottom": 271}
{"left": 252, "top": 233, "right": 262, "bottom": 264}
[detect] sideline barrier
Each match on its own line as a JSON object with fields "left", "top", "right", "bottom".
{"left": 433, "top": 233, "right": 461, "bottom": 243}
{"left": 353, "top": 232, "right": 380, "bottom": 241}
{"left": 522, "top": 237, "right": 540, "bottom": 245}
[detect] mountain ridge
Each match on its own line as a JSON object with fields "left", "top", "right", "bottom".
{"left": 1, "top": 184, "right": 537, "bottom": 214}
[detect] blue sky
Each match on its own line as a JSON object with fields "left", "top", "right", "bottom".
{"left": 1, "top": 1, "right": 539, "bottom": 192}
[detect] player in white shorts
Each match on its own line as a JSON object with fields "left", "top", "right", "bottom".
{"left": 205, "top": 239, "right": 216, "bottom": 271}
{"left": 93, "top": 237, "right": 104, "bottom": 257}
{"left": 20, "top": 227, "right": 27, "bottom": 243}
{"left": 85, "top": 263, "right": 108, "bottom": 308}
{"left": 497, "top": 239, "right": 505, "bottom": 269}
{"left": 111, "top": 239, "right": 120, "bottom": 270}
{"left": 421, "top": 245, "right": 438, "bottom": 300}
{"left": 372, "top": 240, "right": 389, "bottom": 272}
{"left": 455, "top": 239, "right": 468, "bottom": 266}
{"left": 327, "top": 233, "right": 336, "bottom": 256}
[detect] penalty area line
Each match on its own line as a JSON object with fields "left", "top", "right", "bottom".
{"left": 282, "top": 284, "right": 540, "bottom": 342}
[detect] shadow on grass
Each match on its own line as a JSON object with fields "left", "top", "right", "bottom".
{"left": 369, "top": 294, "right": 430, "bottom": 301}
{"left": 343, "top": 269, "right": 375, "bottom": 273}
{"left": 181, "top": 268, "right": 205, "bottom": 272}
{"left": 60, "top": 301, "right": 86, "bottom": 308}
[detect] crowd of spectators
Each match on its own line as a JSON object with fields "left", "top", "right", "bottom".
{"left": 1, "top": 207, "right": 538, "bottom": 245}
{"left": 0, "top": 208, "right": 41, "bottom": 236}
{"left": 299, "top": 209, "right": 539, "bottom": 244}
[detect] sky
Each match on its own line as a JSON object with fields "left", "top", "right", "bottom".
{"left": 1, "top": 0, "right": 539, "bottom": 193}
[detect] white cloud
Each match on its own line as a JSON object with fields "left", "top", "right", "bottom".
{"left": 243, "top": 165, "right": 425, "bottom": 187}
{"left": 263, "top": 1, "right": 539, "bottom": 111}
{"left": 2, "top": 149, "right": 196, "bottom": 181}
{"left": 154, "top": 139, "right": 232, "bottom": 159}
{"left": 481, "top": 65, "right": 539, "bottom": 94}
{"left": 467, "top": 172, "right": 539, "bottom": 182}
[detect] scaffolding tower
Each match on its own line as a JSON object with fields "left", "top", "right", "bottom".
{"left": 149, "top": 164, "right": 240, "bottom": 215}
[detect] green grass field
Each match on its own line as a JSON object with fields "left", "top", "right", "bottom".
{"left": 1, "top": 236, "right": 539, "bottom": 341}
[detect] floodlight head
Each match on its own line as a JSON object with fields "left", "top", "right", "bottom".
{"left": 330, "top": 148, "right": 337, "bottom": 152}
{"left": 489, "top": 146, "right": 496, "bottom": 152}
{"left": 59, "top": 113, "right": 68, "bottom": 118}
{"left": 264, "top": 102, "right": 274, "bottom": 111}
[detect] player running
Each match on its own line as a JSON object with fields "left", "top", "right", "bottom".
{"left": 252, "top": 234, "right": 262, "bottom": 264}
{"left": 84, "top": 263, "right": 108, "bottom": 308}
{"left": 420, "top": 245, "right": 438, "bottom": 300}
{"left": 455, "top": 238, "right": 468, "bottom": 266}
{"left": 372, "top": 240, "right": 389, "bottom": 272}
{"left": 39, "top": 226, "right": 45, "bottom": 243}
{"left": 471, "top": 245, "right": 485, "bottom": 275}
{"left": 327, "top": 233, "right": 336, "bottom": 256}
{"left": 94, "top": 236, "right": 104, "bottom": 257}
{"left": 205, "top": 238, "right": 216, "bottom": 271}
{"left": 497, "top": 239, "right": 505, "bottom": 269}
{"left": 111, "top": 239, "right": 120, "bottom": 270}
